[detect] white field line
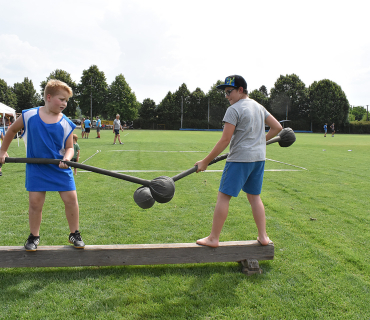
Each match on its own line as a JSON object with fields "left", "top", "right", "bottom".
{"left": 108, "top": 150, "right": 307, "bottom": 170}
{"left": 265, "top": 158, "right": 307, "bottom": 170}
{"left": 78, "top": 150, "right": 307, "bottom": 173}
{"left": 81, "top": 150, "right": 101, "bottom": 164}
{"left": 109, "top": 150, "right": 207, "bottom": 153}
{"left": 77, "top": 168, "right": 303, "bottom": 173}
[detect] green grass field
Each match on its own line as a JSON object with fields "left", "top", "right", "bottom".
{"left": 1, "top": 129, "right": 370, "bottom": 319}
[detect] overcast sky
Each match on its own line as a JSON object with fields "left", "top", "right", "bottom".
{"left": 1, "top": 0, "right": 369, "bottom": 107}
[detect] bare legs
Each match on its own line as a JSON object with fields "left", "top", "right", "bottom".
{"left": 196, "top": 192, "right": 269, "bottom": 247}
{"left": 196, "top": 192, "right": 231, "bottom": 247}
{"left": 28, "top": 192, "right": 46, "bottom": 236}
{"left": 28, "top": 190, "right": 79, "bottom": 236}
{"left": 113, "top": 134, "right": 122, "bottom": 144}
{"left": 59, "top": 190, "right": 80, "bottom": 233}
{"left": 247, "top": 193, "right": 269, "bottom": 246}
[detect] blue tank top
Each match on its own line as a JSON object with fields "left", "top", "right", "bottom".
{"left": 22, "top": 107, "right": 76, "bottom": 191}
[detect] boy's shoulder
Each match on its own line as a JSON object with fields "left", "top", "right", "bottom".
{"left": 22, "top": 106, "right": 40, "bottom": 114}
{"left": 61, "top": 114, "right": 76, "bottom": 129}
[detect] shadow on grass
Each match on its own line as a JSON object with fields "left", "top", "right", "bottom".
{"left": 0, "top": 262, "right": 273, "bottom": 318}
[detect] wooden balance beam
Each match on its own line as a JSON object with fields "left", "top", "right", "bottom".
{"left": 0, "top": 240, "right": 274, "bottom": 275}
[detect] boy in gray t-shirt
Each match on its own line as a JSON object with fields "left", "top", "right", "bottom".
{"left": 195, "top": 75, "right": 282, "bottom": 248}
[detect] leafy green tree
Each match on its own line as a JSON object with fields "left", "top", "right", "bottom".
{"left": 136, "top": 98, "right": 157, "bottom": 129}
{"left": 351, "top": 106, "right": 367, "bottom": 121}
{"left": 270, "top": 74, "right": 309, "bottom": 121}
{"left": 13, "top": 77, "right": 38, "bottom": 112}
{"left": 173, "top": 83, "right": 191, "bottom": 128}
{"left": 249, "top": 89, "right": 269, "bottom": 109}
{"left": 78, "top": 65, "right": 108, "bottom": 119}
{"left": 106, "top": 74, "right": 139, "bottom": 121}
{"left": 309, "top": 79, "right": 350, "bottom": 129}
{"left": 40, "top": 69, "right": 78, "bottom": 117}
{"left": 207, "top": 80, "right": 229, "bottom": 129}
{"left": 156, "top": 91, "right": 177, "bottom": 129}
{"left": 139, "top": 98, "right": 157, "bottom": 121}
{"left": 155, "top": 84, "right": 191, "bottom": 129}
{"left": 183, "top": 88, "right": 207, "bottom": 128}
{"left": 0, "top": 78, "right": 17, "bottom": 108}
{"left": 259, "top": 85, "right": 269, "bottom": 97}
{"left": 34, "top": 93, "right": 43, "bottom": 107}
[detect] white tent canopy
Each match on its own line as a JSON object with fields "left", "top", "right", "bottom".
{"left": 0, "top": 102, "right": 16, "bottom": 117}
{"left": 0, "top": 102, "right": 19, "bottom": 146}
{"left": 1, "top": 101, "right": 16, "bottom": 131}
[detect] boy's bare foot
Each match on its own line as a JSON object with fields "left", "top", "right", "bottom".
{"left": 196, "top": 236, "right": 219, "bottom": 248}
{"left": 257, "top": 236, "right": 270, "bottom": 246}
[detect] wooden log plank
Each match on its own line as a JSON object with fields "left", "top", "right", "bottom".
{"left": 0, "top": 240, "right": 274, "bottom": 268}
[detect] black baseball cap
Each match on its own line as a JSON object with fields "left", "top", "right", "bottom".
{"left": 216, "top": 75, "right": 247, "bottom": 90}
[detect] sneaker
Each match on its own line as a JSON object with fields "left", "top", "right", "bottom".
{"left": 0, "top": 171, "right": 2, "bottom": 176}
{"left": 24, "top": 233, "right": 40, "bottom": 251}
{"left": 120, "top": 142, "right": 124, "bottom": 144}
{"left": 69, "top": 230, "right": 85, "bottom": 249}
{"left": 113, "top": 143, "right": 116, "bottom": 145}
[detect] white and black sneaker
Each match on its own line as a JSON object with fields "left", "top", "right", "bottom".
{"left": 24, "top": 233, "right": 40, "bottom": 251}
{"left": 68, "top": 230, "right": 85, "bottom": 249}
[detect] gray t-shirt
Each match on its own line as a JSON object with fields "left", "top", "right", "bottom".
{"left": 223, "top": 98, "right": 270, "bottom": 162}
{"left": 113, "top": 119, "right": 121, "bottom": 130}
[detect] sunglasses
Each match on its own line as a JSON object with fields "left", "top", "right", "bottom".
{"left": 225, "top": 88, "right": 236, "bottom": 96}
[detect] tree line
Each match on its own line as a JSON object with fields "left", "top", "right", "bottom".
{"left": 0, "top": 66, "right": 357, "bottom": 132}
{"left": 0, "top": 65, "right": 139, "bottom": 122}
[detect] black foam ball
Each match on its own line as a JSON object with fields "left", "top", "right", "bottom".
{"left": 133, "top": 186, "right": 155, "bottom": 209}
{"left": 149, "top": 176, "right": 175, "bottom": 203}
{"left": 278, "top": 127, "right": 296, "bottom": 147}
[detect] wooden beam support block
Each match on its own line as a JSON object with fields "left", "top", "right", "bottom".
{"left": 0, "top": 240, "right": 274, "bottom": 269}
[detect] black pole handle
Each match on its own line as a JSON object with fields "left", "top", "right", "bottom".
{"left": 4, "top": 157, "right": 151, "bottom": 186}
{"left": 171, "top": 133, "right": 285, "bottom": 182}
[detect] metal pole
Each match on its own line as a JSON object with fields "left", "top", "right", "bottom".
{"left": 181, "top": 96, "right": 183, "bottom": 129}
{"left": 208, "top": 97, "right": 210, "bottom": 129}
{"left": 367, "top": 105, "right": 369, "bottom": 121}
{"left": 285, "top": 105, "right": 288, "bottom": 128}
{"left": 90, "top": 77, "right": 93, "bottom": 121}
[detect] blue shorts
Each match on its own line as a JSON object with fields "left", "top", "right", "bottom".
{"left": 219, "top": 161, "right": 265, "bottom": 197}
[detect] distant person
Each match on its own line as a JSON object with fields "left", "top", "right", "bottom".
{"left": 195, "top": 75, "right": 282, "bottom": 248}
{"left": 0, "top": 79, "right": 85, "bottom": 251}
{"left": 96, "top": 116, "right": 101, "bottom": 138}
{"left": 330, "top": 123, "right": 335, "bottom": 137}
{"left": 324, "top": 123, "right": 327, "bottom": 137}
{"left": 84, "top": 117, "right": 91, "bottom": 138}
{"left": 113, "top": 114, "right": 124, "bottom": 145}
{"left": 71, "top": 134, "right": 80, "bottom": 175}
{"left": 81, "top": 117, "right": 85, "bottom": 138}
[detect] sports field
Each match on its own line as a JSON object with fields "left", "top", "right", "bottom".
{"left": 1, "top": 129, "right": 370, "bottom": 319}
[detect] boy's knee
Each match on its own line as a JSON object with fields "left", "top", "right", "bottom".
{"left": 29, "top": 192, "right": 45, "bottom": 209}
{"left": 60, "top": 191, "right": 78, "bottom": 205}
{"left": 246, "top": 193, "right": 261, "bottom": 203}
